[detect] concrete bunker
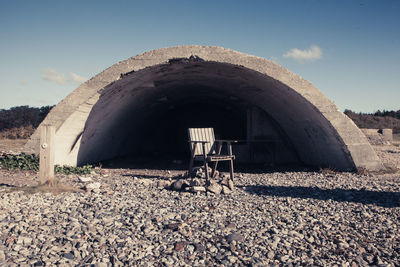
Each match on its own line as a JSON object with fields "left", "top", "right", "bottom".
{"left": 24, "top": 46, "right": 382, "bottom": 171}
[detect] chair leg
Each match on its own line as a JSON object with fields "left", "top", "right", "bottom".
{"left": 229, "top": 159, "right": 234, "bottom": 181}
{"left": 211, "top": 160, "right": 218, "bottom": 178}
{"left": 201, "top": 142, "right": 210, "bottom": 182}
{"left": 204, "top": 161, "right": 210, "bottom": 181}
{"left": 188, "top": 142, "right": 197, "bottom": 178}
{"left": 188, "top": 157, "right": 194, "bottom": 177}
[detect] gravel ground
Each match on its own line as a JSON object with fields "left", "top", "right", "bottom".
{"left": 373, "top": 143, "right": 400, "bottom": 172}
{"left": 0, "top": 144, "right": 400, "bottom": 266}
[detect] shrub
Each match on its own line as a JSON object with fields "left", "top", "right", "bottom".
{"left": 0, "top": 153, "right": 93, "bottom": 174}
{"left": 0, "top": 153, "right": 39, "bottom": 170}
{"left": 0, "top": 105, "right": 53, "bottom": 131}
{"left": 0, "top": 105, "right": 53, "bottom": 139}
{"left": 0, "top": 126, "right": 35, "bottom": 139}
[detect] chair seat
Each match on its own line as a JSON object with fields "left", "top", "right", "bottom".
{"left": 194, "top": 154, "right": 235, "bottom": 161}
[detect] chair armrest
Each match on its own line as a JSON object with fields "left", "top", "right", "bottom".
{"left": 215, "top": 140, "right": 238, "bottom": 144}
{"left": 188, "top": 140, "right": 210, "bottom": 144}
{"left": 214, "top": 140, "right": 236, "bottom": 156}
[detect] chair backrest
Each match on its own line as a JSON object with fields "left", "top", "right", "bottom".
{"left": 188, "top": 128, "right": 215, "bottom": 156}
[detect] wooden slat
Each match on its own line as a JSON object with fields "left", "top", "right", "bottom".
{"left": 189, "top": 128, "right": 194, "bottom": 154}
{"left": 204, "top": 128, "right": 210, "bottom": 153}
{"left": 197, "top": 129, "right": 202, "bottom": 155}
{"left": 209, "top": 128, "right": 215, "bottom": 153}
{"left": 188, "top": 128, "right": 215, "bottom": 156}
{"left": 207, "top": 128, "right": 214, "bottom": 154}
{"left": 195, "top": 128, "right": 201, "bottom": 155}
{"left": 200, "top": 128, "right": 205, "bottom": 155}
{"left": 197, "top": 128, "right": 202, "bottom": 154}
{"left": 189, "top": 128, "right": 198, "bottom": 155}
{"left": 202, "top": 128, "right": 207, "bottom": 154}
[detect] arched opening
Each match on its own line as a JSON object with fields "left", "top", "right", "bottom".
{"left": 77, "top": 60, "right": 344, "bottom": 169}
{"left": 116, "top": 91, "right": 299, "bottom": 168}
{"left": 25, "top": 46, "right": 382, "bottom": 171}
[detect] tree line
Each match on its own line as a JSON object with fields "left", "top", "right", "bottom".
{"left": 0, "top": 105, "right": 53, "bottom": 130}
{"left": 344, "top": 109, "right": 400, "bottom": 133}
{"left": 0, "top": 106, "right": 53, "bottom": 138}
{"left": 0, "top": 105, "right": 399, "bottom": 137}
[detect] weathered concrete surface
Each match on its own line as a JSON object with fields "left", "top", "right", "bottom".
{"left": 24, "top": 45, "right": 382, "bottom": 171}
{"left": 362, "top": 128, "right": 393, "bottom": 145}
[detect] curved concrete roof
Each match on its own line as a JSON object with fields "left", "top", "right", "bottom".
{"left": 24, "top": 45, "right": 382, "bottom": 171}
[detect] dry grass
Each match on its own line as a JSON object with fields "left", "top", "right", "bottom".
{"left": 0, "top": 126, "right": 35, "bottom": 139}
{"left": 381, "top": 164, "right": 399, "bottom": 174}
{"left": 6, "top": 179, "right": 82, "bottom": 195}
{"left": 0, "top": 139, "right": 27, "bottom": 153}
{"left": 358, "top": 164, "right": 399, "bottom": 175}
{"left": 319, "top": 167, "right": 338, "bottom": 174}
{"left": 356, "top": 167, "right": 368, "bottom": 175}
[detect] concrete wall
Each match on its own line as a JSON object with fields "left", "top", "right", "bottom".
{"left": 242, "top": 107, "right": 299, "bottom": 165}
{"left": 362, "top": 128, "right": 393, "bottom": 145}
{"left": 24, "top": 46, "right": 383, "bottom": 171}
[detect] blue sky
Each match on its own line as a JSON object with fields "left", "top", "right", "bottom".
{"left": 0, "top": 0, "right": 399, "bottom": 112}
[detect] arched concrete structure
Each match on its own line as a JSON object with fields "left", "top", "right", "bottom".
{"left": 24, "top": 45, "right": 382, "bottom": 171}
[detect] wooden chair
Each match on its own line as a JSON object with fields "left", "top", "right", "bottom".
{"left": 188, "top": 128, "right": 236, "bottom": 181}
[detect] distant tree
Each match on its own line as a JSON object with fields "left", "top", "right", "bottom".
{"left": 0, "top": 105, "right": 53, "bottom": 131}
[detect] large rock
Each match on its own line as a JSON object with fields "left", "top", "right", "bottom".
{"left": 191, "top": 186, "right": 206, "bottom": 193}
{"left": 207, "top": 183, "right": 222, "bottom": 195}
{"left": 78, "top": 176, "right": 92, "bottom": 183}
{"left": 84, "top": 182, "right": 101, "bottom": 191}
{"left": 222, "top": 185, "right": 232, "bottom": 194}
{"left": 171, "top": 179, "right": 189, "bottom": 191}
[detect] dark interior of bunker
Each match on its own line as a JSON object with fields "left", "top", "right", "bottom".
{"left": 76, "top": 59, "right": 353, "bottom": 170}
{"left": 131, "top": 97, "right": 300, "bottom": 167}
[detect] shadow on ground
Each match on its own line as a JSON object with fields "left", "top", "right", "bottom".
{"left": 0, "top": 183, "right": 16, "bottom": 187}
{"left": 121, "top": 174, "right": 168, "bottom": 180}
{"left": 100, "top": 156, "right": 312, "bottom": 173}
{"left": 242, "top": 185, "right": 400, "bottom": 208}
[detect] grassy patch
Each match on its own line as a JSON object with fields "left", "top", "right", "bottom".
{"left": 319, "top": 167, "right": 338, "bottom": 174}
{"left": 0, "top": 153, "right": 94, "bottom": 174}
{"left": 0, "top": 153, "right": 39, "bottom": 170}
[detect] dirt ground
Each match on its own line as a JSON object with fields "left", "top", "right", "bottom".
{"left": 0, "top": 139, "right": 27, "bottom": 154}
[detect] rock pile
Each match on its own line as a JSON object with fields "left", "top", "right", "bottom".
{"left": 161, "top": 167, "right": 235, "bottom": 195}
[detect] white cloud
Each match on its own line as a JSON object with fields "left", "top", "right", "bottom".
{"left": 40, "top": 69, "right": 87, "bottom": 85}
{"left": 69, "top": 72, "right": 87, "bottom": 84}
{"left": 41, "top": 68, "right": 66, "bottom": 85}
{"left": 283, "top": 45, "right": 323, "bottom": 62}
